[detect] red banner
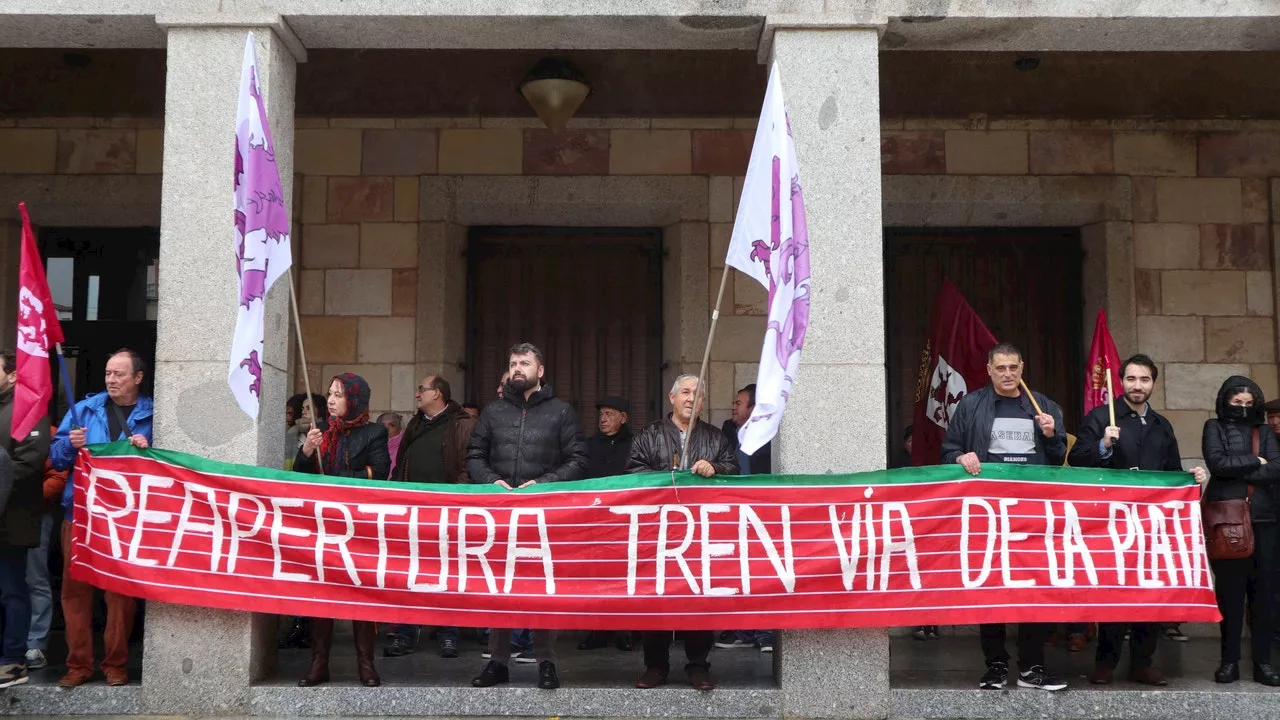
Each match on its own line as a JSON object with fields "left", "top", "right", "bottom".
{"left": 70, "top": 444, "right": 1221, "bottom": 630}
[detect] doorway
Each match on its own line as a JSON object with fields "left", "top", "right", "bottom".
{"left": 39, "top": 226, "right": 159, "bottom": 422}
{"left": 466, "top": 227, "right": 664, "bottom": 432}
{"left": 884, "top": 227, "right": 1084, "bottom": 461}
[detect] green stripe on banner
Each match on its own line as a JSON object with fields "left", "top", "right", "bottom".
{"left": 84, "top": 440, "right": 1197, "bottom": 492}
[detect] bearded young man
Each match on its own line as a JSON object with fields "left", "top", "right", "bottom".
{"left": 1068, "top": 353, "right": 1209, "bottom": 687}
{"left": 466, "top": 342, "right": 587, "bottom": 690}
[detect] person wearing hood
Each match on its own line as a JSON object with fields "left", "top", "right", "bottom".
{"left": 294, "top": 373, "right": 390, "bottom": 688}
{"left": 467, "top": 343, "right": 587, "bottom": 690}
{"left": 1070, "top": 354, "right": 1208, "bottom": 686}
{"left": 1202, "top": 375, "right": 1280, "bottom": 686}
{"left": 386, "top": 374, "right": 476, "bottom": 659}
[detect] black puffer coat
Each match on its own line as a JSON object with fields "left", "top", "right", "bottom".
{"left": 628, "top": 415, "right": 738, "bottom": 475}
{"left": 295, "top": 422, "right": 390, "bottom": 480}
{"left": 467, "top": 384, "right": 587, "bottom": 485}
{"left": 1202, "top": 375, "right": 1280, "bottom": 523}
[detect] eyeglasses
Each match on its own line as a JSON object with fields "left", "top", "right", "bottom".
{"left": 417, "top": 386, "right": 436, "bottom": 394}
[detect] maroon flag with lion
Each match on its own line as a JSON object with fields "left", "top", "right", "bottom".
{"left": 911, "top": 280, "right": 998, "bottom": 466}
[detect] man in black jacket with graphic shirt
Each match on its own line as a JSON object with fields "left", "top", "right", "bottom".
{"left": 468, "top": 342, "right": 587, "bottom": 691}
{"left": 1069, "top": 354, "right": 1208, "bottom": 687}
{"left": 941, "top": 342, "right": 1068, "bottom": 693}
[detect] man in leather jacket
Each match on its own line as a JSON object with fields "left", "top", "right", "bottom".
{"left": 941, "top": 342, "right": 1068, "bottom": 693}
{"left": 629, "top": 374, "right": 737, "bottom": 691}
{"left": 468, "top": 343, "right": 586, "bottom": 691}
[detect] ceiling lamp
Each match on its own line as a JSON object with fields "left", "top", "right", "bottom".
{"left": 519, "top": 57, "right": 591, "bottom": 133}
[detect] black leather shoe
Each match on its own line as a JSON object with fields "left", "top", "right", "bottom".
{"left": 577, "top": 632, "right": 608, "bottom": 651}
{"left": 1215, "top": 662, "right": 1240, "bottom": 683}
{"left": 440, "top": 637, "right": 459, "bottom": 659}
{"left": 384, "top": 636, "right": 415, "bottom": 657}
{"left": 538, "top": 661, "right": 560, "bottom": 689}
{"left": 1254, "top": 663, "right": 1280, "bottom": 686}
{"left": 471, "top": 660, "right": 509, "bottom": 687}
{"left": 615, "top": 634, "right": 634, "bottom": 652}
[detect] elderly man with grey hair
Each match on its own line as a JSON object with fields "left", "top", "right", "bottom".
{"left": 627, "top": 374, "right": 738, "bottom": 691}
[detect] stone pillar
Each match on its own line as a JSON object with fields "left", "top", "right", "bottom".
{"left": 769, "top": 25, "right": 890, "bottom": 720}
{"left": 144, "top": 20, "right": 302, "bottom": 715}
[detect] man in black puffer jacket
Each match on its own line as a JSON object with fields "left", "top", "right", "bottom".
{"left": 468, "top": 343, "right": 586, "bottom": 691}
{"left": 629, "top": 374, "right": 737, "bottom": 692}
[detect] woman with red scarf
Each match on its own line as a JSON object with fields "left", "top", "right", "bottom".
{"left": 293, "top": 373, "right": 391, "bottom": 687}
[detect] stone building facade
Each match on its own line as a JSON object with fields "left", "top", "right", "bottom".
{"left": 3, "top": 1, "right": 1280, "bottom": 718}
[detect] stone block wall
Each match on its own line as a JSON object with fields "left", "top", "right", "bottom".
{"left": 288, "top": 117, "right": 765, "bottom": 426}
{"left": 882, "top": 118, "right": 1280, "bottom": 465}
{"left": 4, "top": 115, "right": 1278, "bottom": 462}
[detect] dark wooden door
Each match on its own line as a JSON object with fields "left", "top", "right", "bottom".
{"left": 884, "top": 228, "right": 1084, "bottom": 460}
{"left": 466, "top": 228, "right": 663, "bottom": 432}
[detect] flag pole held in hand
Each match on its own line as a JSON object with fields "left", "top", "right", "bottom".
{"left": 1104, "top": 364, "right": 1117, "bottom": 428}
{"left": 1019, "top": 379, "right": 1045, "bottom": 416}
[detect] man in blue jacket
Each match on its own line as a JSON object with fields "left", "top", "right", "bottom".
{"left": 49, "top": 349, "right": 152, "bottom": 688}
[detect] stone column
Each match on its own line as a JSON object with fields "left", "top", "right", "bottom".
{"left": 144, "top": 20, "right": 302, "bottom": 715}
{"left": 769, "top": 24, "right": 890, "bottom": 720}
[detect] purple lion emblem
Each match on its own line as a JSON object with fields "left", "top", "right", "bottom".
{"left": 746, "top": 127, "right": 811, "bottom": 374}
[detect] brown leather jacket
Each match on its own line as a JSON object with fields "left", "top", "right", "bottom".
{"left": 394, "top": 402, "right": 476, "bottom": 484}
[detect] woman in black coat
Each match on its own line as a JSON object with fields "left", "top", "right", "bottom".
{"left": 1202, "top": 375, "right": 1280, "bottom": 686}
{"left": 294, "top": 373, "right": 389, "bottom": 687}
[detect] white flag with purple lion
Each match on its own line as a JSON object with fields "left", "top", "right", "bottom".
{"left": 229, "top": 33, "right": 293, "bottom": 420}
{"left": 724, "top": 63, "right": 811, "bottom": 455}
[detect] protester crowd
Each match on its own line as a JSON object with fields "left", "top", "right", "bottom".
{"left": 2, "top": 340, "right": 1279, "bottom": 694}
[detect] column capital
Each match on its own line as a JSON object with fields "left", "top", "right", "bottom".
{"left": 758, "top": 14, "right": 887, "bottom": 64}
{"left": 155, "top": 12, "right": 307, "bottom": 63}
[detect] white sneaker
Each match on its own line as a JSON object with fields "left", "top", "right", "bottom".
{"left": 24, "top": 649, "right": 46, "bottom": 670}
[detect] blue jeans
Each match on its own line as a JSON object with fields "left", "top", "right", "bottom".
{"left": 0, "top": 546, "right": 32, "bottom": 664}
{"left": 388, "top": 624, "right": 459, "bottom": 644}
{"left": 26, "top": 514, "right": 54, "bottom": 651}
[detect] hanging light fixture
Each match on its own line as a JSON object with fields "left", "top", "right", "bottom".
{"left": 519, "top": 57, "right": 591, "bottom": 133}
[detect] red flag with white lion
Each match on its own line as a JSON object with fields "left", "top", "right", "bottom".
{"left": 12, "top": 202, "right": 64, "bottom": 441}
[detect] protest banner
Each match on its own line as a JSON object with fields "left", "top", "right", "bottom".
{"left": 69, "top": 442, "right": 1220, "bottom": 630}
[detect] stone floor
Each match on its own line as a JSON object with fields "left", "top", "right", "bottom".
{"left": 10, "top": 626, "right": 1280, "bottom": 718}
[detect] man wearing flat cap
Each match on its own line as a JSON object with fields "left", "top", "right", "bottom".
{"left": 578, "top": 395, "right": 638, "bottom": 652}
{"left": 1264, "top": 398, "right": 1280, "bottom": 438}
{"left": 584, "top": 396, "right": 634, "bottom": 480}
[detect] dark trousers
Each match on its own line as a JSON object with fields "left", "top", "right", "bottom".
{"left": 1095, "top": 622, "right": 1160, "bottom": 670}
{"left": 642, "top": 630, "right": 713, "bottom": 676}
{"left": 979, "top": 623, "right": 1051, "bottom": 670}
{"left": 388, "top": 624, "right": 458, "bottom": 643}
{"left": 0, "top": 546, "right": 31, "bottom": 665}
{"left": 1211, "top": 522, "right": 1276, "bottom": 665}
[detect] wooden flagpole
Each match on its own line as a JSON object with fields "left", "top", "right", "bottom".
{"left": 288, "top": 268, "right": 322, "bottom": 474}
{"left": 1104, "top": 365, "right": 1117, "bottom": 428}
{"left": 1019, "top": 378, "right": 1045, "bottom": 417}
{"left": 679, "top": 264, "right": 732, "bottom": 471}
